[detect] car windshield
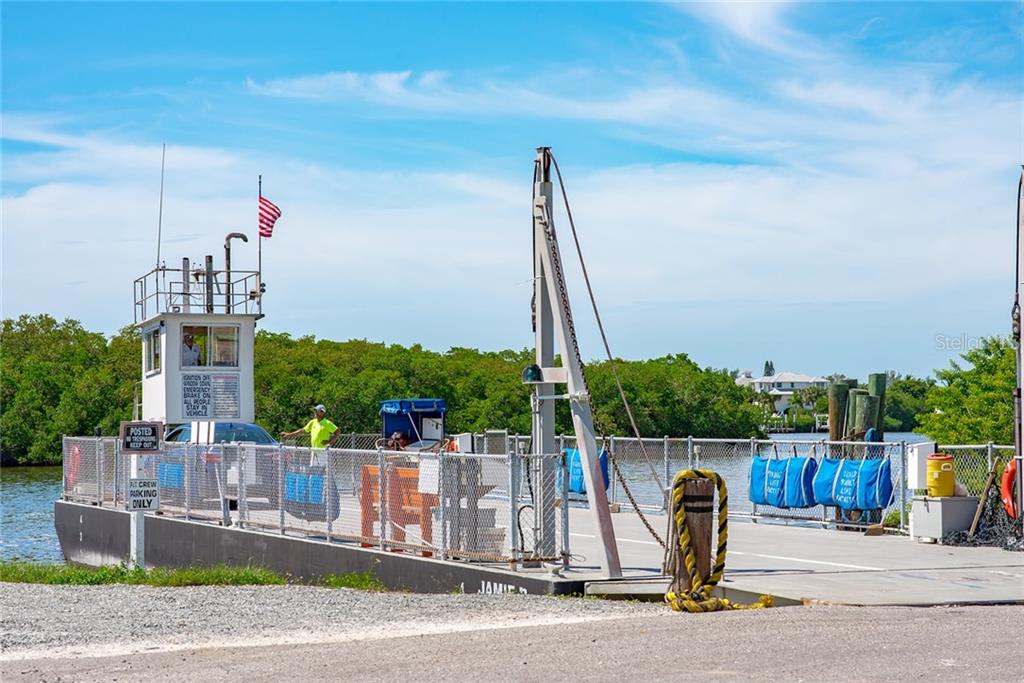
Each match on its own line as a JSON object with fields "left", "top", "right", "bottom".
{"left": 213, "top": 423, "right": 276, "bottom": 445}
{"left": 165, "top": 425, "right": 191, "bottom": 442}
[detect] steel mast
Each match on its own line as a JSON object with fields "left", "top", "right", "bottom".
{"left": 531, "top": 147, "right": 622, "bottom": 578}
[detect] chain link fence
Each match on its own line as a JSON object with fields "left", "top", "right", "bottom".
{"left": 62, "top": 436, "right": 117, "bottom": 505}
{"left": 64, "top": 436, "right": 569, "bottom": 565}
{"left": 934, "top": 444, "right": 1014, "bottom": 495}
{"left": 62, "top": 433, "right": 1008, "bottom": 549}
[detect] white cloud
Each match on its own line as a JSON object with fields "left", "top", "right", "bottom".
{"left": 672, "top": 1, "right": 816, "bottom": 58}
{"left": 1, "top": 113, "right": 1014, "bottom": 372}
{"left": 245, "top": 63, "right": 1017, "bottom": 182}
{"left": 245, "top": 69, "right": 748, "bottom": 129}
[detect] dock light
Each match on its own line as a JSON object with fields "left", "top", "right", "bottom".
{"left": 521, "top": 364, "right": 543, "bottom": 384}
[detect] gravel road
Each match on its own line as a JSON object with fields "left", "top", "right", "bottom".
{"left": 2, "top": 584, "right": 1021, "bottom": 682}
{"left": 0, "top": 583, "right": 664, "bottom": 658}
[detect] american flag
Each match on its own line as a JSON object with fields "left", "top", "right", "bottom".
{"left": 258, "top": 195, "right": 282, "bottom": 238}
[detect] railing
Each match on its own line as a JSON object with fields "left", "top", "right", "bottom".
{"left": 62, "top": 437, "right": 569, "bottom": 566}
{"left": 61, "top": 433, "right": 1010, "bottom": 551}
{"left": 134, "top": 265, "right": 262, "bottom": 323}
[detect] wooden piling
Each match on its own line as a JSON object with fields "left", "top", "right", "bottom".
{"left": 867, "top": 373, "right": 887, "bottom": 438}
{"left": 667, "top": 478, "right": 716, "bottom": 584}
{"left": 845, "top": 388, "right": 868, "bottom": 439}
{"left": 684, "top": 478, "right": 715, "bottom": 584}
{"left": 853, "top": 394, "right": 879, "bottom": 438}
{"left": 828, "top": 382, "right": 849, "bottom": 441}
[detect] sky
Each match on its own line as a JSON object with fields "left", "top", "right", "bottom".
{"left": 2, "top": 2, "right": 1022, "bottom": 380}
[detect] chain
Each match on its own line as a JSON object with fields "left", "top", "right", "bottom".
{"left": 536, "top": 172, "right": 666, "bottom": 550}
{"left": 548, "top": 152, "right": 666, "bottom": 497}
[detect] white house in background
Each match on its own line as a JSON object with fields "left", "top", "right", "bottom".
{"left": 735, "top": 371, "right": 829, "bottom": 414}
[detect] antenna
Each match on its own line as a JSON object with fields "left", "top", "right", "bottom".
{"left": 155, "top": 144, "right": 166, "bottom": 269}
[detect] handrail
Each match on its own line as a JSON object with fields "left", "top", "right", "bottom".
{"left": 134, "top": 266, "right": 262, "bottom": 322}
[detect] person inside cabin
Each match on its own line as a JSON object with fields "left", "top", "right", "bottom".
{"left": 181, "top": 332, "right": 201, "bottom": 367}
{"left": 281, "top": 403, "right": 341, "bottom": 454}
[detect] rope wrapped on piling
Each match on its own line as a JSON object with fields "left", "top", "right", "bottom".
{"left": 664, "top": 469, "right": 774, "bottom": 612}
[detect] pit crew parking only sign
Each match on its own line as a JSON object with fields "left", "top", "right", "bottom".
{"left": 127, "top": 478, "right": 160, "bottom": 511}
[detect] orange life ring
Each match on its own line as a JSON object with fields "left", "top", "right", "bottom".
{"left": 1001, "top": 458, "right": 1019, "bottom": 520}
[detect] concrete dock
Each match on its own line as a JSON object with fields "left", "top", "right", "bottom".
{"left": 569, "top": 508, "right": 1024, "bottom": 606}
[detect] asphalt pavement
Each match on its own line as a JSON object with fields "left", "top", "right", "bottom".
{"left": 2, "top": 583, "right": 1020, "bottom": 683}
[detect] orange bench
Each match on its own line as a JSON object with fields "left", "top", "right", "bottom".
{"left": 360, "top": 464, "right": 438, "bottom": 557}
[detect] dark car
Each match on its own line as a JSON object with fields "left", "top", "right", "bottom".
{"left": 164, "top": 422, "right": 277, "bottom": 445}
{"left": 160, "top": 421, "right": 281, "bottom": 508}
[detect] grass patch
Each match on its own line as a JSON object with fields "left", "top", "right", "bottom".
{"left": 0, "top": 561, "right": 286, "bottom": 587}
{"left": 143, "top": 565, "right": 286, "bottom": 587}
{"left": 0, "top": 561, "right": 138, "bottom": 585}
{"left": 0, "top": 561, "right": 384, "bottom": 591}
{"left": 318, "top": 570, "right": 387, "bottom": 591}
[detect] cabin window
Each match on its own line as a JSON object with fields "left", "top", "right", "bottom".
{"left": 181, "top": 324, "right": 239, "bottom": 369}
{"left": 211, "top": 326, "right": 239, "bottom": 367}
{"left": 145, "top": 328, "right": 161, "bottom": 375}
{"left": 181, "top": 325, "right": 206, "bottom": 367}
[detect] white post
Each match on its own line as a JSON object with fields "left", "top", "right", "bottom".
{"left": 663, "top": 436, "right": 670, "bottom": 512}
{"left": 129, "top": 453, "right": 145, "bottom": 569}
{"left": 326, "top": 448, "right": 333, "bottom": 543}
{"left": 533, "top": 160, "right": 558, "bottom": 558}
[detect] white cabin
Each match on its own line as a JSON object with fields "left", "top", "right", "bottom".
{"left": 134, "top": 252, "right": 262, "bottom": 425}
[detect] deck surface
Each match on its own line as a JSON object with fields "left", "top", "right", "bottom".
{"left": 569, "top": 507, "right": 1024, "bottom": 605}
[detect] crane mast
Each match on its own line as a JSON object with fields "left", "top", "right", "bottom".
{"left": 531, "top": 147, "right": 622, "bottom": 578}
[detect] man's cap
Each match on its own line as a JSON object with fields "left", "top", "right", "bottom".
{"left": 313, "top": 404, "right": 326, "bottom": 412}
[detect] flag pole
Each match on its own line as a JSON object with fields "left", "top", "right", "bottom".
{"left": 258, "top": 174, "right": 263, "bottom": 315}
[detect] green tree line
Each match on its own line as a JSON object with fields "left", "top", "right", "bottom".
{"left": 2, "top": 315, "right": 1014, "bottom": 465}
{"left": 1, "top": 314, "right": 763, "bottom": 465}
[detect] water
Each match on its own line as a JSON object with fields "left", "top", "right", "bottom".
{"left": 1, "top": 467, "right": 64, "bottom": 563}
{"left": 769, "top": 431, "right": 929, "bottom": 444}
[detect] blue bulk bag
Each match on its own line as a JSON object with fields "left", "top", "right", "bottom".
{"left": 284, "top": 465, "right": 340, "bottom": 521}
{"left": 285, "top": 470, "right": 308, "bottom": 502}
{"left": 765, "top": 458, "right": 788, "bottom": 508}
{"left": 749, "top": 455, "right": 770, "bottom": 505}
{"left": 856, "top": 458, "right": 894, "bottom": 510}
{"left": 157, "top": 462, "right": 185, "bottom": 489}
{"left": 812, "top": 457, "right": 842, "bottom": 506}
{"left": 560, "top": 448, "right": 610, "bottom": 494}
{"left": 833, "top": 460, "right": 861, "bottom": 511}
{"left": 864, "top": 428, "right": 885, "bottom": 459}
{"left": 784, "top": 457, "right": 818, "bottom": 508}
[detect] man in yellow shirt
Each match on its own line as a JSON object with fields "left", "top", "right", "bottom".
{"left": 281, "top": 404, "right": 340, "bottom": 449}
